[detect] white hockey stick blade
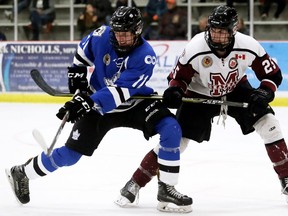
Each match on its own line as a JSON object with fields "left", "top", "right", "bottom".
{"left": 32, "top": 129, "right": 48, "bottom": 155}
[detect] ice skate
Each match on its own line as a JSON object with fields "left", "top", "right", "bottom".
{"left": 5, "top": 165, "right": 30, "bottom": 204}
{"left": 280, "top": 176, "right": 288, "bottom": 203}
{"left": 114, "top": 179, "right": 140, "bottom": 207}
{"left": 157, "top": 181, "right": 192, "bottom": 213}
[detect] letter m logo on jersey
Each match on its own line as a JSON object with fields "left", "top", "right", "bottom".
{"left": 209, "top": 70, "right": 238, "bottom": 96}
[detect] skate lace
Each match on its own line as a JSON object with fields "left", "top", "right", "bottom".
{"left": 127, "top": 180, "right": 140, "bottom": 204}
{"left": 128, "top": 180, "right": 140, "bottom": 196}
{"left": 281, "top": 177, "right": 288, "bottom": 195}
{"left": 167, "top": 185, "right": 185, "bottom": 199}
{"left": 20, "top": 177, "right": 29, "bottom": 195}
{"left": 284, "top": 178, "right": 288, "bottom": 187}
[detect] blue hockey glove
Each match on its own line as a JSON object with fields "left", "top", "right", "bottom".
{"left": 248, "top": 87, "right": 274, "bottom": 115}
{"left": 56, "top": 93, "right": 95, "bottom": 123}
{"left": 163, "top": 86, "right": 184, "bottom": 109}
{"left": 67, "top": 66, "right": 89, "bottom": 94}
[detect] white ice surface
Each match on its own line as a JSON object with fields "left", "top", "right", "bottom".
{"left": 1, "top": 102, "right": 288, "bottom": 216}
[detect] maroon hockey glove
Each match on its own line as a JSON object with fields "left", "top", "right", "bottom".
{"left": 163, "top": 86, "right": 184, "bottom": 109}
{"left": 56, "top": 93, "right": 95, "bottom": 123}
{"left": 67, "top": 66, "right": 89, "bottom": 94}
{"left": 248, "top": 87, "right": 274, "bottom": 115}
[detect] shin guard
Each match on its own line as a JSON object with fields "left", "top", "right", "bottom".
{"left": 132, "top": 149, "right": 158, "bottom": 187}
{"left": 265, "top": 139, "right": 288, "bottom": 178}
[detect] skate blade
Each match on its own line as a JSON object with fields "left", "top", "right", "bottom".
{"left": 157, "top": 201, "right": 192, "bottom": 213}
{"left": 114, "top": 195, "right": 136, "bottom": 208}
{"left": 5, "top": 168, "right": 23, "bottom": 205}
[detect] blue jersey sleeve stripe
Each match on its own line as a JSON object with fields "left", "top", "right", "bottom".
{"left": 107, "top": 87, "right": 123, "bottom": 107}
{"left": 73, "top": 52, "right": 89, "bottom": 66}
{"left": 73, "top": 46, "right": 94, "bottom": 66}
{"left": 115, "top": 87, "right": 126, "bottom": 103}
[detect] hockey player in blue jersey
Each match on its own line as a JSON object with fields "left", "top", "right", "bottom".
{"left": 5, "top": 6, "right": 192, "bottom": 212}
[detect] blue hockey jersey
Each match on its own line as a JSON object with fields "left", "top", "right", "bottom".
{"left": 72, "top": 25, "right": 157, "bottom": 114}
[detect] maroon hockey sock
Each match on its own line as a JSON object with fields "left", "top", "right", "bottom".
{"left": 132, "top": 149, "right": 158, "bottom": 187}
{"left": 265, "top": 139, "right": 288, "bottom": 178}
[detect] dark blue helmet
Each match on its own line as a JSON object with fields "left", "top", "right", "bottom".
{"left": 110, "top": 6, "right": 143, "bottom": 54}
{"left": 205, "top": 5, "right": 238, "bottom": 50}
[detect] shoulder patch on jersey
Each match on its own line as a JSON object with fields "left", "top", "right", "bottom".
{"left": 92, "top": 26, "right": 106, "bottom": 37}
{"left": 202, "top": 56, "right": 213, "bottom": 68}
{"left": 235, "top": 53, "right": 246, "bottom": 60}
{"left": 103, "top": 54, "right": 111, "bottom": 65}
{"left": 229, "top": 57, "right": 238, "bottom": 69}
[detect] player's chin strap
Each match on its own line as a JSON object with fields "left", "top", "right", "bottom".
{"left": 217, "top": 96, "right": 228, "bottom": 128}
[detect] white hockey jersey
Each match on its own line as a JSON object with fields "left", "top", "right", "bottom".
{"left": 169, "top": 31, "right": 281, "bottom": 97}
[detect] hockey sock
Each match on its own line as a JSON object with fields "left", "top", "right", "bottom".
{"left": 24, "top": 146, "right": 82, "bottom": 179}
{"left": 265, "top": 138, "right": 288, "bottom": 178}
{"left": 155, "top": 117, "right": 181, "bottom": 185}
{"left": 132, "top": 149, "right": 158, "bottom": 187}
{"left": 132, "top": 117, "right": 181, "bottom": 187}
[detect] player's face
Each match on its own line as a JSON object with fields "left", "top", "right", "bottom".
{"left": 114, "top": 31, "right": 135, "bottom": 47}
{"left": 210, "top": 28, "right": 230, "bottom": 47}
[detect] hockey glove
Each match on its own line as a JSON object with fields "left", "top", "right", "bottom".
{"left": 67, "top": 66, "right": 89, "bottom": 94}
{"left": 248, "top": 87, "right": 274, "bottom": 116}
{"left": 163, "top": 86, "right": 184, "bottom": 109}
{"left": 56, "top": 93, "right": 95, "bottom": 123}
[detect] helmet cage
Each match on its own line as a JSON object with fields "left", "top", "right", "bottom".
{"left": 110, "top": 6, "right": 143, "bottom": 54}
{"left": 205, "top": 5, "right": 238, "bottom": 50}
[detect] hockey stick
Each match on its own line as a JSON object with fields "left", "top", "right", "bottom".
{"left": 30, "top": 69, "right": 71, "bottom": 97}
{"left": 30, "top": 69, "right": 248, "bottom": 108}
{"left": 129, "top": 95, "right": 248, "bottom": 108}
{"left": 32, "top": 88, "right": 80, "bottom": 156}
{"left": 32, "top": 111, "right": 69, "bottom": 156}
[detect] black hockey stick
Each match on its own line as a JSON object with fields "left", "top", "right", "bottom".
{"left": 31, "top": 69, "right": 72, "bottom": 97}
{"left": 30, "top": 69, "right": 248, "bottom": 108}
{"left": 130, "top": 95, "right": 248, "bottom": 108}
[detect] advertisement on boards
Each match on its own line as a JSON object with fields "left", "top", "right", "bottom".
{"left": 0, "top": 41, "right": 287, "bottom": 95}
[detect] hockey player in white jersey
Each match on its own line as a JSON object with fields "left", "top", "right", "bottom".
{"left": 116, "top": 5, "right": 288, "bottom": 206}
{"left": 5, "top": 6, "right": 192, "bottom": 212}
